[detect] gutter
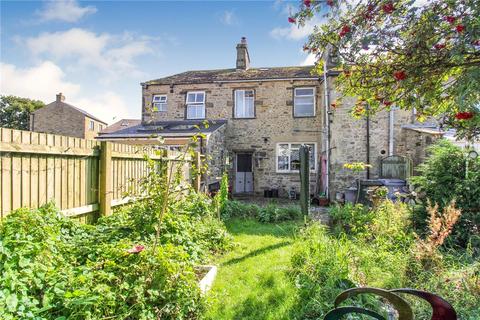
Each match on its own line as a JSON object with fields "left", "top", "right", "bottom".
{"left": 322, "top": 60, "right": 331, "bottom": 197}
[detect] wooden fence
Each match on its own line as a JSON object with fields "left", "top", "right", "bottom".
{"left": 0, "top": 128, "right": 196, "bottom": 222}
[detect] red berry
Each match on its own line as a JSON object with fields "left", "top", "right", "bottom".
{"left": 383, "top": 101, "right": 393, "bottom": 106}
{"left": 445, "top": 16, "right": 456, "bottom": 24}
{"left": 327, "top": 0, "right": 334, "bottom": 6}
{"left": 288, "top": 17, "right": 296, "bottom": 23}
{"left": 434, "top": 43, "right": 446, "bottom": 50}
{"left": 456, "top": 25, "right": 465, "bottom": 33}
{"left": 304, "top": 0, "right": 311, "bottom": 8}
{"left": 303, "top": 45, "right": 309, "bottom": 52}
{"left": 393, "top": 70, "right": 407, "bottom": 81}
{"left": 382, "top": 2, "right": 394, "bottom": 14}
{"left": 455, "top": 112, "right": 474, "bottom": 120}
{"left": 339, "top": 25, "right": 351, "bottom": 37}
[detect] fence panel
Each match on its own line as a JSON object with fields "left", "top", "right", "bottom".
{"left": 0, "top": 128, "right": 196, "bottom": 220}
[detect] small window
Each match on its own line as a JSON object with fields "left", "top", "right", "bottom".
{"left": 234, "top": 89, "right": 255, "bottom": 118}
{"left": 294, "top": 87, "right": 315, "bottom": 117}
{"left": 186, "top": 91, "right": 205, "bottom": 119}
{"left": 152, "top": 95, "right": 167, "bottom": 112}
{"left": 89, "top": 120, "right": 95, "bottom": 131}
{"left": 98, "top": 124, "right": 103, "bottom": 131}
{"left": 276, "top": 143, "right": 316, "bottom": 172}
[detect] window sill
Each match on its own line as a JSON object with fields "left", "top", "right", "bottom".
{"left": 293, "top": 115, "right": 316, "bottom": 118}
{"left": 276, "top": 170, "right": 317, "bottom": 174}
{"left": 232, "top": 117, "right": 256, "bottom": 120}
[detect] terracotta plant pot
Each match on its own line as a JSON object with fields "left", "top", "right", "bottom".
{"left": 318, "top": 197, "right": 329, "bottom": 206}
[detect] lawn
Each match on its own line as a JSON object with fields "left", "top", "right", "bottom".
{"left": 205, "top": 218, "right": 304, "bottom": 320}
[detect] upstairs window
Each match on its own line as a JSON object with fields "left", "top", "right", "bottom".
{"left": 152, "top": 94, "right": 167, "bottom": 112}
{"left": 276, "top": 143, "right": 316, "bottom": 172}
{"left": 234, "top": 89, "right": 255, "bottom": 118}
{"left": 98, "top": 124, "right": 104, "bottom": 131}
{"left": 89, "top": 120, "right": 95, "bottom": 131}
{"left": 186, "top": 91, "right": 205, "bottom": 119}
{"left": 294, "top": 88, "right": 315, "bottom": 117}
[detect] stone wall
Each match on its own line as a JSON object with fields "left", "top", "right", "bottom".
{"left": 205, "top": 124, "right": 227, "bottom": 186}
{"left": 396, "top": 128, "right": 443, "bottom": 171}
{"left": 327, "top": 78, "right": 415, "bottom": 196}
{"left": 32, "top": 103, "right": 86, "bottom": 139}
{"left": 32, "top": 103, "right": 104, "bottom": 139}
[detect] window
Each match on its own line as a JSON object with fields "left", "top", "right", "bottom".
{"left": 294, "top": 87, "right": 315, "bottom": 117}
{"left": 234, "top": 89, "right": 254, "bottom": 118}
{"left": 276, "top": 143, "right": 316, "bottom": 172}
{"left": 186, "top": 91, "right": 205, "bottom": 119}
{"left": 152, "top": 95, "right": 167, "bottom": 112}
{"left": 98, "top": 124, "right": 104, "bottom": 131}
{"left": 89, "top": 120, "right": 95, "bottom": 131}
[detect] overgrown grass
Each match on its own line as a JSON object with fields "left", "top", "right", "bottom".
{"left": 206, "top": 219, "right": 303, "bottom": 320}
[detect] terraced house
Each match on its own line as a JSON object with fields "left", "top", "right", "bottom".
{"left": 98, "top": 38, "right": 440, "bottom": 198}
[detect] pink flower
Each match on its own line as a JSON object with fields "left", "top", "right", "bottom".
{"left": 288, "top": 17, "right": 296, "bottom": 24}
{"left": 127, "top": 245, "right": 145, "bottom": 254}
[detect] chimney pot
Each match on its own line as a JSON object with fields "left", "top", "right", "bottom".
{"left": 56, "top": 93, "right": 65, "bottom": 102}
{"left": 236, "top": 37, "right": 250, "bottom": 70}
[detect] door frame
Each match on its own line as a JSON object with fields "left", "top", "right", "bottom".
{"left": 234, "top": 152, "right": 254, "bottom": 194}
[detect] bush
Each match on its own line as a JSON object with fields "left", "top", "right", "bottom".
{"left": 0, "top": 204, "right": 205, "bottom": 320}
{"left": 290, "top": 199, "right": 480, "bottom": 319}
{"left": 410, "top": 139, "right": 480, "bottom": 250}
{"left": 221, "top": 200, "right": 302, "bottom": 223}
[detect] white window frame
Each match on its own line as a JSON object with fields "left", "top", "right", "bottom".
{"left": 152, "top": 94, "right": 168, "bottom": 112}
{"left": 234, "top": 89, "right": 255, "bottom": 118}
{"left": 294, "top": 87, "right": 316, "bottom": 117}
{"left": 89, "top": 120, "right": 95, "bottom": 131}
{"left": 186, "top": 91, "right": 206, "bottom": 119}
{"left": 276, "top": 142, "right": 317, "bottom": 173}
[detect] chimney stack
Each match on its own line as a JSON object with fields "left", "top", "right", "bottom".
{"left": 56, "top": 93, "right": 65, "bottom": 102}
{"left": 236, "top": 37, "right": 250, "bottom": 70}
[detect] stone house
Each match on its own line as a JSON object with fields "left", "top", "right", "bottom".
{"left": 98, "top": 38, "right": 442, "bottom": 197}
{"left": 30, "top": 93, "right": 107, "bottom": 140}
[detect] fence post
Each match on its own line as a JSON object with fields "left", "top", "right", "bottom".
{"left": 99, "top": 141, "right": 112, "bottom": 216}
{"left": 193, "top": 151, "right": 202, "bottom": 192}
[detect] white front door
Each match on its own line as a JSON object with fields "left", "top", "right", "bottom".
{"left": 235, "top": 153, "right": 253, "bottom": 193}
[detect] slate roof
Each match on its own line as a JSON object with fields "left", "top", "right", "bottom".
{"left": 97, "top": 119, "right": 227, "bottom": 139}
{"left": 144, "top": 66, "right": 319, "bottom": 85}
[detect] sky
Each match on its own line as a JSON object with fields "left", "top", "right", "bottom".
{"left": 0, "top": 0, "right": 319, "bottom": 124}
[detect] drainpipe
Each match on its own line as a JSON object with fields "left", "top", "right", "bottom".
{"left": 322, "top": 60, "right": 330, "bottom": 197}
{"left": 366, "top": 104, "right": 370, "bottom": 179}
{"left": 389, "top": 108, "right": 395, "bottom": 156}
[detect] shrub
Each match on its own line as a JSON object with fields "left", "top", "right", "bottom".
{"left": 410, "top": 139, "right": 480, "bottom": 250}
{"left": 221, "top": 200, "right": 302, "bottom": 223}
{"left": 0, "top": 204, "right": 205, "bottom": 320}
{"left": 329, "top": 203, "right": 373, "bottom": 236}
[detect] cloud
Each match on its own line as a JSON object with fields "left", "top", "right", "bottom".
{"left": 37, "top": 0, "right": 97, "bottom": 22}
{"left": 0, "top": 61, "right": 132, "bottom": 124}
{"left": 0, "top": 61, "right": 81, "bottom": 101}
{"left": 23, "top": 28, "right": 155, "bottom": 81}
{"left": 270, "top": 16, "right": 323, "bottom": 40}
{"left": 301, "top": 53, "right": 317, "bottom": 66}
{"left": 220, "top": 10, "right": 238, "bottom": 26}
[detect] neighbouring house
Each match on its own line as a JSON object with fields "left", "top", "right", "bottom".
{"left": 98, "top": 37, "right": 443, "bottom": 198}
{"left": 30, "top": 93, "right": 107, "bottom": 139}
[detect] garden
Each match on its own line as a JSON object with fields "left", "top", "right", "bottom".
{"left": 1, "top": 139, "right": 480, "bottom": 319}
